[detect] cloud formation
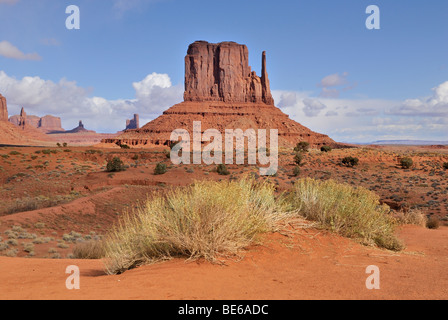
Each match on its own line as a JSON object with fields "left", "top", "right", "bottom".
{"left": 388, "top": 81, "right": 448, "bottom": 117}
{"left": 0, "top": 71, "right": 183, "bottom": 132}
{"left": 0, "top": 41, "right": 41, "bottom": 61}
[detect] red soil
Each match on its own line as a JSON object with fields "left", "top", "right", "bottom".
{"left": 0, "top": 225, "right": 446, "bottom": 300}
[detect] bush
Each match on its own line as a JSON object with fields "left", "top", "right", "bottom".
{"left": 341, "top": 156, "right": 359, "bottom": 167}
{"left": 9, "top": 151, "right": 21, "bottom": 155}
{"left": 154, "top": 162, "right": 167, "bottom": 175}
{"left": 294, "top": 141, "right": 310, "bottom": 153}
{"left": 400, "top": 157, "right": 413, "bottom": 169}
{"left": 426, "top": 216, "right": 440, "bottom": 229}
{"left": 103, "top": 178, "right": 288, "bottom": 274}
{"left": 106, "top": 157, "right": 126, "bottom": 172}
{"left": 293, "top": 152, "right": 304, "bottom": 166}
{"left": 292, "top": 166, "right": 301, "bottom": 177}
{"left": 217, "top": 164, "right": 230, "bottom": 175}
{"left": 321, "top": 145, "right": 332, "bottom": 152}
{"left": 285, "top": 178, "right": 403, "bottom": 251}
{"left": 443, "top": 162, "right": 448, "bottom": 170}
{"left": 73, "top": 240, "right": 106, "bottom": 259}
{"left": 120, "top": 144, "right": 130, "bottom": 149}
{"left": 395, "top": 209, "right": 427, "bottom": 227}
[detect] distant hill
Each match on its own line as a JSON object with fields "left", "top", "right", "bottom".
{"left": 367, "top": 140, "right": 448, "bottom": 146}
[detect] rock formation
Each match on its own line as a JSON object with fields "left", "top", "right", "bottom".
{"left": 61, "top": 120, "right": 95, "bottom": 134}
{"left": 104, "top": 41, "right": 340, "bottom": 149}
{"left": 125, "top": 114, "right": 140, "bottom": 130}
{"left": 184, "top": 41, "right": 274, "bottom": 105}
{"left": 0, "top": 94, "right": 8, "bottom": 122}
{"left": 9, "top": 108, "right": 64, "bottom": 133}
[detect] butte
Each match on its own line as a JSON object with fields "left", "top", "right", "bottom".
{"left": 103, "top": 41, "right": 340, "bottom": 149}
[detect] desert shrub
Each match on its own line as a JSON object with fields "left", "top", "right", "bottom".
{"left": 294, "top": 141, "right": 310, "bottom": 153}
{"left": 132, "top": 154, "right": 139, "bottom": 161}
{"left": 120, "top": 144, "right": 130, "bottom": 149}
{"left": 400, "top": 157, "right": 413, "bottom": 169}
{"left": 9, "top": 151, "right": 21, "bottom": 155}
{"left": 104, "top": 178, "right": 288, "bottom": 274}
{"left": 395, "top": 209, "right": 427, "bottom": 227}
{"left": 42, "top": 149, "right": 51, "bottom": 155}
{"left": 443, "top": 162, "right": 448, "bottom": 170}
{"left": 56, "top": 143, "right": 61, "bottom": 147}
{"left": 321, "top": 145, "right": 332, "bottom": 152}
{"left": 285, "top": 178, "right": 403, "bottom": 251}
{"left": 293, "top": 152, "right": 304, "bottom": 166}
{"left": 293, "top": 166, "right": 301, "bottom": 177}
{"left": 341, "top": 156, "right": 359, "bottom": 167}
{"left": 106, "top": 157, "right": 126, "bottom": 172}
{"left": 217, "top": 164, "right": 230, "bottom": 175}
{"left": 63, "top": 142, "right": 68, "bottom": 147}
{"left": 154, "top": 162, "right": 167, "bottom": 175}
{"left": 426, "top": 216, "right": 440, "bottom": 229}
{"left": 73, "top": 240, "right": 106, "bottom": 259}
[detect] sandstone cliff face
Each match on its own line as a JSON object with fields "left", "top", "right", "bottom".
{"left": 0, "top": 94, "right": 8, "bottom": 122}
{"left": 9, "top": 108, "right": 64, "bottom": 133}
{"left": 184, "top": 41, "right": 274, "bottom": 105}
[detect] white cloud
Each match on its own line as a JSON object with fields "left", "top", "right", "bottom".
{"left": 0, "top": 41, "right": 41, "bottom": 61}
{"left": 388, "top": 81, "right": 448, "bottom": 117}
{"left": 318, "top": 72, "right": 349, "bottom": 88}
{"left": 303, "top": 98, "right": 326, "bottom": 117}
{"left": 0, "top": 0, "right": 19, "bottom": 5}
{"left": 0, "top": 71, "right": 183, "bottom": 133}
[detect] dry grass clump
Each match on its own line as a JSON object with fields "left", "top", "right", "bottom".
{"left": 73, "top": 240, "right": 106, "bottom": 259}
{"left": 285, "top": 178, "right": 403, "bottom": 251}
{"left": 395, "top": 208, "right": 427, "bottom": 227}
{"left": 104, "top": 178, "right": 288, "bottom": 274}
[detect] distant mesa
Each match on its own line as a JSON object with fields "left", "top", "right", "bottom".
{"left": 52, "top": 120, "right": 96, "bottom": 134}
{"left": 104, "top": 40, "right": 340, "bottom": 149}
{"left": 0, "top": 94, "right": 52, "bottom": 146}
{"left": 9, "top": 107, "right": 65, "bottom": 133}
{"left": 125, "top": 114, "right": 140, "bottom": 130}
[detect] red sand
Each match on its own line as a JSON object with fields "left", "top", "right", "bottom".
{"left": 0, "top": 225, "right": 446, "bottom": 300}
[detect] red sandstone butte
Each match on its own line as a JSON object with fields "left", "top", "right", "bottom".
{"left": 0, "top": 94, "right": 8, "bottom": 122}
{"left": 104, "top": 41, "right": 340, "bottom": 148}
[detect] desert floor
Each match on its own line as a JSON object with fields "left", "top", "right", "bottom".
{"left": 0, "top": 144, "right": 447, "bottom": 299}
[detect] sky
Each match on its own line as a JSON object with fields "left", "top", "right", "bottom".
{"left": 0, "top": 0, "right": 447, "bottom": 143}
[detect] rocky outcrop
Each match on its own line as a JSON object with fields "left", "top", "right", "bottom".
{"left": 0, "top": 94, "right": 7, "bottom": 122}
{"left": 125, "top": 114, "right": 139, "bottom": 130}
{"left": 184, "top": 41, "right": 274, "bottom": 105}
{"left": 9, "top": 108, "right": 64, "bottom": 133}
{"left": 104, "top": 41, "right": 341, "bottom": 149}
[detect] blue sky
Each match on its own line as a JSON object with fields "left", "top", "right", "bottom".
{"left": 0, "top": 0, "right": 447, "bottom": 142}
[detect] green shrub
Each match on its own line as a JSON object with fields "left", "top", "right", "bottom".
{"left": 293, "top": 166, "right": 301, "bottom": 177}
{"left": 293, "top": 152, "right": 304, "bottom": 166}
{"left": 154, "top": 162, "right": 167, "bottom": 175}
{"left": 320, "top": 145, "right": 332, "bottom": 152}
{"left": 294, "top": 141, "right": 310, "bottom": 153}
{"left": 341, "top": 156, "right": 359, "bottom": 167}
{"left": 443, "top": 162, "right": 448, "bottom": 170}
{"left": 106, "top": 157, "right": 126, "bottom": 172}
{"left": 285, "top": 178, "right": 403, "bottom": 251}
{"left": 400, "top": 157, "right": 413, "bottom": 169}
{"left": 426, "top": 216, "right": 440, "bottom": 229}
{"left": 9, "top": 151, "right": 21, "bottom": 155}
{"left": 120, "top": 144, "right": 130, "bottom": 149}
{"left": 217, "top": 164, "right": 230, "bottom": 175}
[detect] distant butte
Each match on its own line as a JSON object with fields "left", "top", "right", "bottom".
{"left": 104, "top": 41, "right": 340, "bottom": 148}
{"left": 9, "top": 107, "right": 65, "bottom": 133}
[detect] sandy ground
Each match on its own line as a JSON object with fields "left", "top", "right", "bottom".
{"left": 0, "top": 225, "right": 446, "bottom": 300}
